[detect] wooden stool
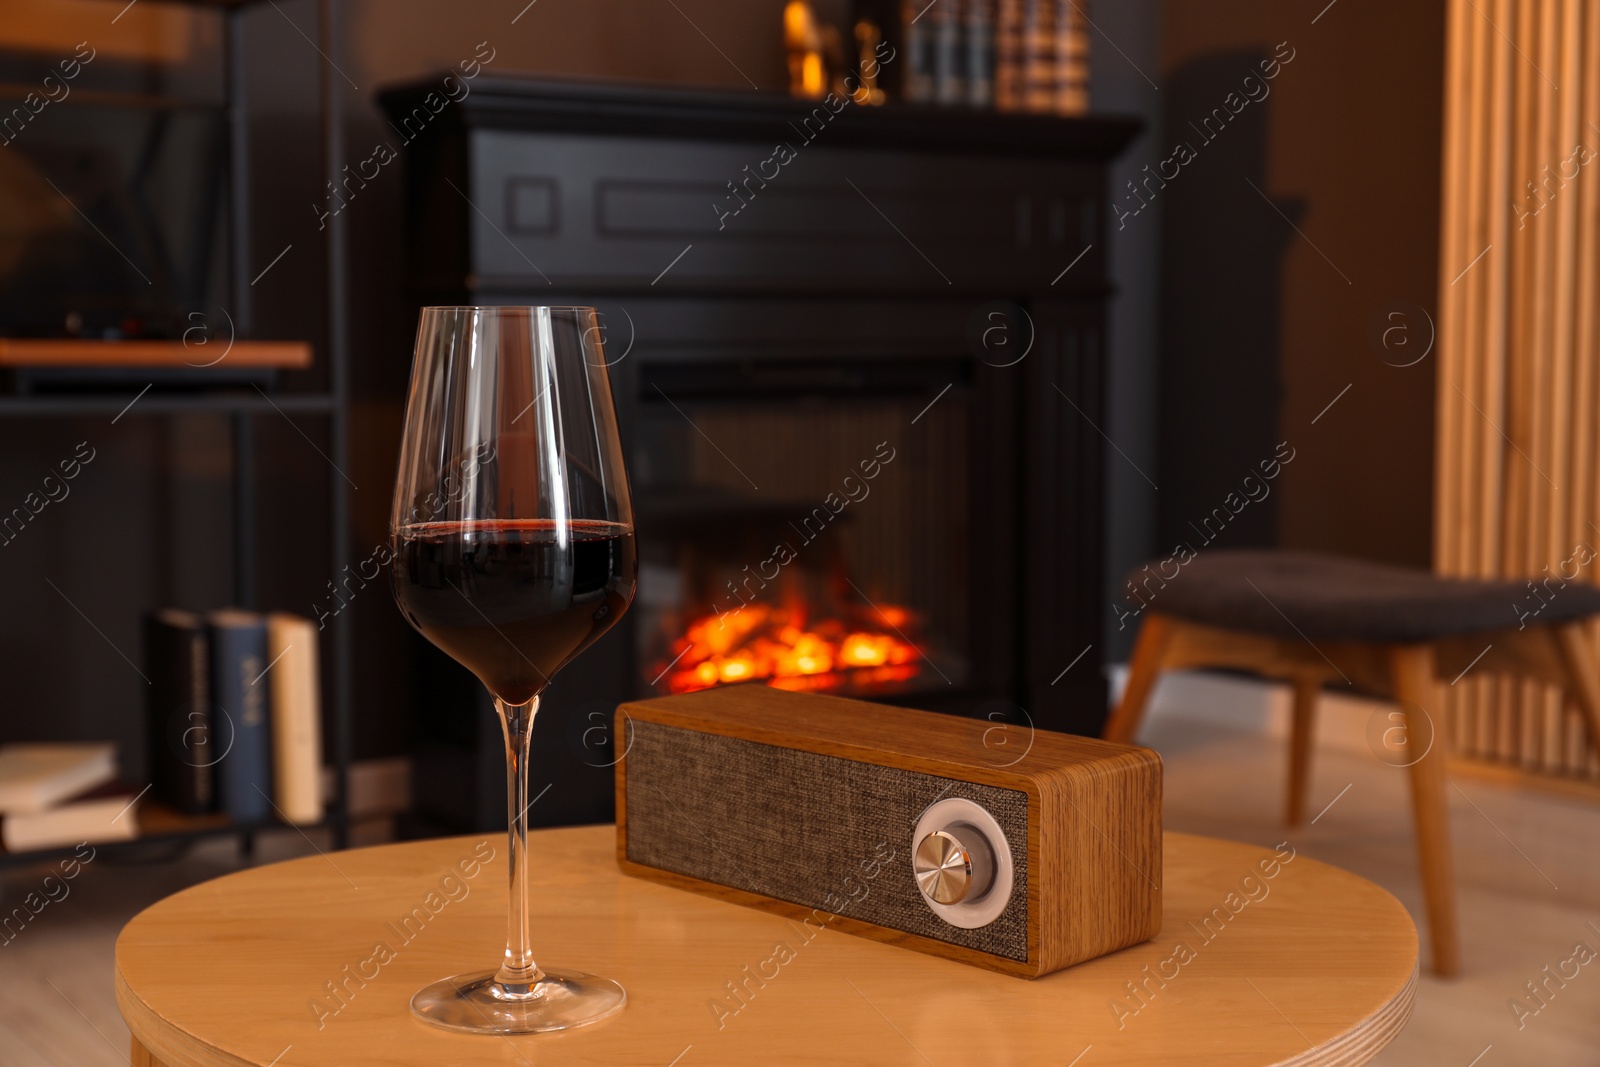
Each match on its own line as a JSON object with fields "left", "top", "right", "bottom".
{"left": 116, "top": 825, "right": 1419, "bottom": 1067}
{"left": 1103, "top": 549, "right": 1600, "bottom": 978}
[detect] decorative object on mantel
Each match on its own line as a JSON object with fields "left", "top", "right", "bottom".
{"left": 785, "top": 0, "right": 827, "bottom": 98}
{"left": 852, "top": 17, "right": 889, "bottom": 105}
{"left": 856, "top": 0, "right": 1087, "bottom": 111}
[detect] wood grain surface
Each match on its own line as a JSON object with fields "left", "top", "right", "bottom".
{"left": 116, "top": 826, "right": 1417, "bottom": 1067}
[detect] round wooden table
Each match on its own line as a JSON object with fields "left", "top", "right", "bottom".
{"left": 117, "top": 826, "right": 1416, "bottom": 1067}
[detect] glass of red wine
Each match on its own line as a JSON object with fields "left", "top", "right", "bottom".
{"left": 389, "top": 306, "right": 635, "bottom": 1034}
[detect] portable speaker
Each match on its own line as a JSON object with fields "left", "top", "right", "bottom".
{"left": 615, "top": 685, "right": 1162, "bottom": 977}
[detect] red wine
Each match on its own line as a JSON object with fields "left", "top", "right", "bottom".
{"left": 393, "top": 518, "right": 636, "bottom": 705}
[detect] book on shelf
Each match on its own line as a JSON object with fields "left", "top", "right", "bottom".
{"left": 0, "top": 742, "right": 116, "bottom": 815}
{"left": 912, "top": 0, "right": 999, "bottom": 106}
{"left": 267, "top": 612, "right": 324, "bottom": 826}
{"left": 901, "top": 0, "right": 936, "bottom": 101}
{"left": 1021, "top": 0, "right": 1058, "bottom": 113}
{"left": 1055, "top": 0, "right": 1090, "bottom": 115}
{"left": 209, "top": 609, "right": 274, "bottom": 824}
{"left": 992, "top": 0, "right": 1094, "bottom": 113}
{"left": 965, "top": 0, "right": 997, "bottom": 107}
{"left": 995, "top": 0, "right": 1025, "bottom": 109}
{"left": 931, "top": 0, "right": 965, "bottom": 105}
{"left": 143, "top": 606, "right": 326, "bottom": 831}
{"left": 1, "top": 780, "right": 139, "bottom": 852}
{"left": 144, "top": 609, "right": 215, "bottom": 814}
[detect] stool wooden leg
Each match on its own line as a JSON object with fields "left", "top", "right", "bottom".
{"left": 1391, "top": 644, "right": 1460, "bottom": 977}
{"left": 1285, "top": 677, "right": 1320, "bottom": 826}
{"left": 131, "top": 1036, "right": 168, "bottom": 1067}
{"left": 1553, "top": 623, "right": 1600, "bottom": 750}
{"left": 1104, "top": 613, "right": 1175, "bottom": 743}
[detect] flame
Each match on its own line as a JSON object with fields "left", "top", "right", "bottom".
{"left": 655, "top": 602, "right": 922, "bottom": 694}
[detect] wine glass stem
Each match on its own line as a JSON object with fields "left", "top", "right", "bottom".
{"left": 495, "top": 695, "right": 545, "bottom": 990}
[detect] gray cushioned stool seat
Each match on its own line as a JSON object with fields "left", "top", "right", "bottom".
{"left": 1133, "top": 549, "right": 1600, "bottom": 644}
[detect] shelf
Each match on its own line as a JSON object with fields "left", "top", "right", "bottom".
{"left": 91, "top": 0, "right": 281, "bottom": 9}
{"left": 0, "top": 802, "right": 333, "bottom": 870}
{"left": 143, "top": 0, "right": 281, "bottom": 7}
{"left": 0, "top": 339, "right": 312, "bottom": 369}
{"left": 0, "top": 393, "right": 336, "bottom": 418}
{"left": 0, "top": 83, "right": 220, "bottom": 114}
{"left": 382, "top": 74, "right": 1143, "bottom": 163}
{"left": 138, "top": 801, "right": 235, "bottom": 837}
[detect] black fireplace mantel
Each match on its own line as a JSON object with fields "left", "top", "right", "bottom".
{"left": 383, "top": 75, "right": 1139, "bottom": 831}
{"left": 382, "top": 74, "right": 1139, "bottom": 163}
{"left": 381, "top": 74, "right": 1140, "bottom": 302}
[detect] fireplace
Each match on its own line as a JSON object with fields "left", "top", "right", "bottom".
{"left": 383, "top": 76, "right": 1137, "bottom": 831}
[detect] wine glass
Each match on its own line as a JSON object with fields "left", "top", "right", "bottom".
{"left": 389, "top": 306, "right": 636, "bottom": 1034}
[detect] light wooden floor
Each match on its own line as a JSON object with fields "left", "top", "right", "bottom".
{"left": 0, "top": 828, "right": 372, "bottom": 1067}
{"left": 2, "top": 715, "right": 1598, "bottom": 1065}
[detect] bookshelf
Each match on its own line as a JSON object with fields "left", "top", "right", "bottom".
{"left": 0, "top": 0, "right": 353, "bottom": 866}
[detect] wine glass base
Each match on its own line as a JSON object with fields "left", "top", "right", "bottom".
{"left": 410, "top": 969, "right": 626, "bottom": 1034}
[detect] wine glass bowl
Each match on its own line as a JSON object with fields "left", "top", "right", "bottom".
{"left": 389, "top": 306, "right": 635, "bottom": 1034}
{"left": 394, "top": 518, "right": 636, "bottom": 706}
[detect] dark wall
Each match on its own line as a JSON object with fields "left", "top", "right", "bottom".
{"left": 1156, "top": 1, "right": 1442, "bottom": 567}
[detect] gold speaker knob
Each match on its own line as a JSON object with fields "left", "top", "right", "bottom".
{"left": 913, "top": 826, "right": 995, "bottom": 905}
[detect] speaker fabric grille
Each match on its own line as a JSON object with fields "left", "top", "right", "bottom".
{"left": 625, "top": 719, "right": 1031, "bottom": 961}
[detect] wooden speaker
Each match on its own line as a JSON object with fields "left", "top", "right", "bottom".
{"left": 615, "top": 685, "right": 1162, "bottom": 977}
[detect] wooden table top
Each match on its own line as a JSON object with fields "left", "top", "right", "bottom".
{"left": 116, "top": 826, "right": 1416, "bottom": 1067}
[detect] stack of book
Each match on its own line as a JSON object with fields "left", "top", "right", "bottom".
{"left": 0, "top": 742, "right": 137, "bottom": 851}
{"left": 897, "top": 0, "right": 1089, "bottom": 114}
{"left": 145, "top": 609, "right": 323, "bottom": 828}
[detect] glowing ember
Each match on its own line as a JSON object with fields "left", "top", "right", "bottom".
{"left": 654, "top": 602, "right": 922, "bottom": 694}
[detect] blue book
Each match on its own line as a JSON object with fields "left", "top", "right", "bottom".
{"left": 208, "top": 610, "right": 273, "bottom": 824}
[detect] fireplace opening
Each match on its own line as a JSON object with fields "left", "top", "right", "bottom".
{"left": 656, "top": 599, "right": 925, "bottom": 695}
{"left": 630, "top": 375, "right": 973, "bottom": 701}
{"left": 640, "top": 493, "right": 942, "bottom": 696}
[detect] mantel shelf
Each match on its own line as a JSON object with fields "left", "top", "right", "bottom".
{"left": 380, "top": 74, "right": 1143, "bottom": 161}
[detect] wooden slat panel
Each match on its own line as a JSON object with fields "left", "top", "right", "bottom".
{"left": 1438, "top": 0, "right": 1467, "bottom": 754}
{"left": 1525, "top": 0, "right": 1558, "bottom": 773}
{"left": 1567, "top": 0, "right": 1600, "bottom": 773}
{"left": 1437, "top": 0, "right": 1600, "bottom": 783}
